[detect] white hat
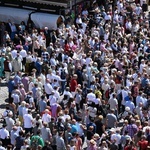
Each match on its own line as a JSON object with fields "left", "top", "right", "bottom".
{"left": 140, "top": 44, "right": 144, "bottom": 47}
{"left": 110, "top": 128, "right": 116, "bottom": 132}
{"left": 125, "top": 107, "right": 130, "bottom": 111}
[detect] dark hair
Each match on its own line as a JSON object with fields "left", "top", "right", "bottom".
{"left": 37, "top": 129, "right": 41, "bottom": 135}
{"left": 19, "top": 130, "right": 24, "bottom": 136}
{"left": 41, "top": 95, "right": 45, "bottom": 100}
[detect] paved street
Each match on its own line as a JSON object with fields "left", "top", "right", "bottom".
{"left": 0, "top": 80, "right": 8, "bottom": 122}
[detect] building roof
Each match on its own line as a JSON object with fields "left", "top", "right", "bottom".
{"left": 20, "top": 0, "right": 68, "bottom": 7}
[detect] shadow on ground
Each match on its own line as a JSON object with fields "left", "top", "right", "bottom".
{"left": 5, "top": 99, "right": 9, "bottom": 103}
{"left": 0, "top": 103, "right": 6, "bottom": 109}
{"left": 0, "top": 83, "right": 7, "bottom": 87}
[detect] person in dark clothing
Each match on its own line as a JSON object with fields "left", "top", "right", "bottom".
{"left": 13, "top": 34, "right": 21, "bottom": 45}
{"left": 87, "top": 126, "right": 94, "bottom": 141}
{"left": 8, "top": 77, "right": 15, "bottom": 100}
{"left": 76, "top": 66, "right": 83, "bottom": 86}
{"left": 42, "top": 141, "right": 53, "bottom": 150}
{"left": 95, "top": 115, "right": 105, "bottom": 136}
{"left": 44, "top": 27, "right": 51, "bottom": 48}
{"left": 15, "top": 130, "right": 25, "bottom": 150}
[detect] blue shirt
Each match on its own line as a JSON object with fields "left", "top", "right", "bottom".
{"left": 125, "top": 96, "right": 131, "bottom": 101}
{"left": 87, "top": 122, "right": 96, "bottom": 134}
{"left": 32, "top": 87, "right": 37, "bottom": 99}
{"left": 141, "top": 78, "right": 149, "bottom": 88}
{"left": 125, "top": 101, "right": 135, "bottom": 112}
{"left": 18, "top": 105, "right": 24, "bottom": 116}
{"left": 71, "top": 124, "right": 78, "bottom": 134}
{"left": 8, "top": 80, "right": 14, "bottom": 93}
{"left": 39, "top": 100, "right": 47, "bottom": 113}
{"left": 14, "top": 75, "right": 21, "bottom": 86}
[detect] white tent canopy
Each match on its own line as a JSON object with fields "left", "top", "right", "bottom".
{"left": 31, "top": 12, "right": 64, "bottom": 30}
{"left": 0, "top": 7, "right": 32, "bottom": 24}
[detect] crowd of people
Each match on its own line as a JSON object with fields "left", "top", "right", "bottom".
{"left": 0, "top": 0, "right": 150, "bottom": 150}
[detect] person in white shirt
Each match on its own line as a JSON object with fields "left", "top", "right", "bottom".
{"left": 86, "top": 55, "right": 92, "bottom": 66}
{"left": 11, "top": 48, "right": 17, "bottom": 59}
{"left": 19, "top": 46, "right": 27, "bottom": 67}
{"left": 63, "top": 87, "right": 73, "bottom": 98}
{"left": 102, "top": 79, "right": 110, "bottom": 97}
{"left": 5, "top": 113, "right": 15, "bottom": 132}
{"left": 121, "top": 87, "right": 129, "bottom": 107}
{"left": 42, "top": 109, "right": 51, "bottom": 123}
{"left": 111, "top": 129, "right": 121, "bottom": 145}
{"left": 139, "top": 59, "right": 146, "bottom": 73}
{"left": 82, "top": 8, "right": 88, "bottom": 16}
{"left": 0, "top": 124, "right": 9, "bottom": 147}
{"left": 104, "top": 12, "right": 111, "bottom": 21}
{"left": 126, "top": 75, "right": 133, "bottom": 88}
{"left": 63, "top": 109, "right": 71, "bottom": 122}
{"left": 25, "top": 91, "right": 35, "bottom": 109}
{"left": 23, "top": 109, "right": 33, "bottom": 134}
{"left": 104, "top": 30, "right": 109, "bottom": 41}
{"left": 135, "top": 102, "right": 143, "bottom": 118}
{"left": 53, "top": 86, "right": 60, "bottom": 102}
{"left": 22, "top": 103, "right": 29, "bottom": 116}
{"left": 44, "top": 79, "right": 54, "bottom": 98}
{"left": 117, "top": 1, "right": 123, "bottom": 13}
{"left": 136, "top": 91, "right": 144, "bottom": 106}
{"left": 125, "top": 19, "right": 132, "bottom": 32}
{"left": 76, "top": 15, "right": 82, "bottom": 26}
{"left": 86, "top": 89, "right": 96, "bottom": 104}
{"left": 108, "top": 93, "right": 118, "bottom": 111}
{"left": 2, "top": 106, "right": 13, "bottom": 119}
{"left": 88, "top": 106, "right": 97, "bottom": 119}
{"left": 11, "top": 92, "right": 20, "bottom": 109}
{"left": 141, "top": 94, "right": 147, "bottom": 107}
{"left": 40, "top": 70, "right": 46, "bottom": 85}
{"left": 49, "top": 91, "right": 57, "bottom": 106}
{"left": 46, "top": 69, "right": 55, "bottom": 83}
{"left": 135, "top": 4, "right": 142, "bottom": 15}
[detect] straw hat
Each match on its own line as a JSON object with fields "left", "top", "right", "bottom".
{"left": 90, "top": 139, "right": 96, "bottom": 145}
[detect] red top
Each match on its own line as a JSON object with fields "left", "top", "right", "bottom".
{"left": 41, "top": 110, "right": 51, "bottom": 116}
{"left": 138, "top": 140, "right": 148, "bottom": 150}
{"left": 64, "top": 43, "right": 70, "bottom": 53}
{"left": 70, "top": 79, "right": 77, "bottom": 92}
{"left": 133, "top": 86, "right": 139, "bottom": 97}
{"left": 124, "top": 146, "right": 137, "bottom": 150}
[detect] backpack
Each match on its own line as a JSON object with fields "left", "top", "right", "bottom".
{"left": 61, "top": 69, "right": 66, "bottom": 79}
{"left": 31, "top": 136, "right": 40, "bottom": 149}
{"left": 24, "top": 95, "right": 31, "bottom": 104}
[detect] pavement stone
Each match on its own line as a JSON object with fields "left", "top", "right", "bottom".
{"left": 0, "top": 80, "right": 8, "bottom": 120}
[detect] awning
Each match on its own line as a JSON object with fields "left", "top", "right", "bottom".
{"left": 20, "top": 0, "right": 68, "bottom": 8}
{"left": 0, "top": 7, "right": 32, "bottom": 24}
{"left": 31, "top": 12, "right": 65, "bottom": 30}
